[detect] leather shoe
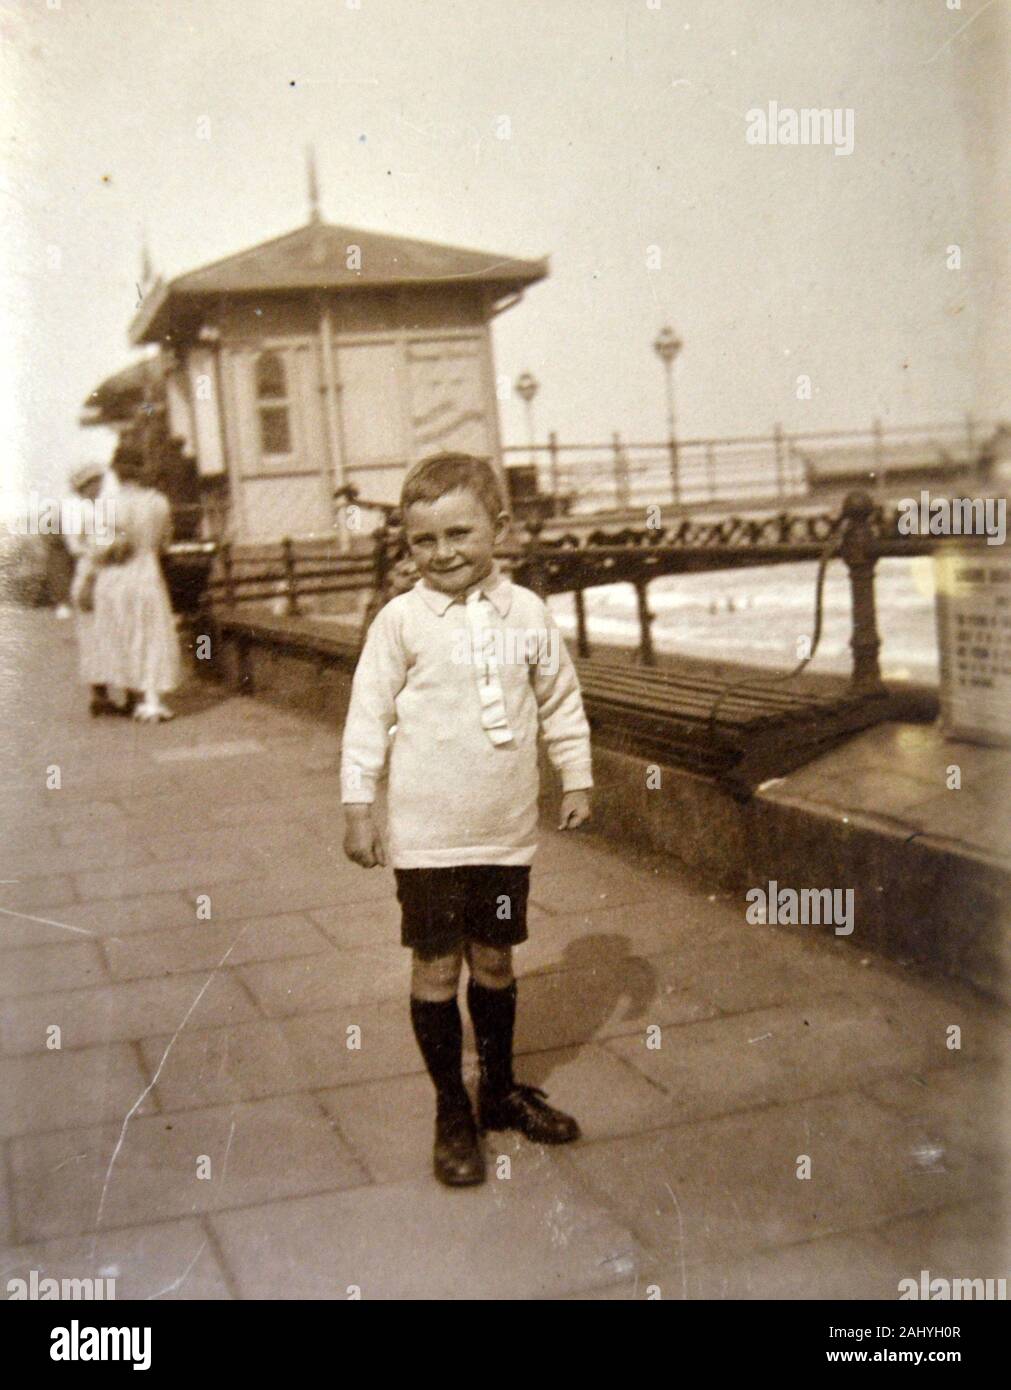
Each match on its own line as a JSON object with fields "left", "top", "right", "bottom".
{"left": 478, "top": 1083, "right": 581, "bottom": 1144}
{"left": 433, "top": 1103, "right": 485, "bottom": 1186}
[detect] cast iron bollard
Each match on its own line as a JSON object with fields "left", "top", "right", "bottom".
{"left": 840, "top": 490, "right": 887, "bottom": 697}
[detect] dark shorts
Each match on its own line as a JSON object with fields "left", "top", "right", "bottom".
{"left": 394, "top": 864, "right": 531, "bottom": 959}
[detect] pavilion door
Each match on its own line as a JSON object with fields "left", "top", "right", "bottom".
{"left": 335, "top": 333, "right": 497, "bottom": 508}
{"left": 334, "top": 341, "right": 406, "bottom": 507}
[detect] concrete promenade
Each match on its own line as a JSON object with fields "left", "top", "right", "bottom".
{"left": 1, "top": 608, "right": 1008, "bottom": 1300}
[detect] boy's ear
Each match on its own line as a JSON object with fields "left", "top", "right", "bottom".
{"left": 493, "top": 510, "right": 511, "bottom": 542}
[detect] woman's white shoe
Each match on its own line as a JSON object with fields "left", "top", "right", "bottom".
{"left": 133, "top": 701, "right": 175, "bottom": 723}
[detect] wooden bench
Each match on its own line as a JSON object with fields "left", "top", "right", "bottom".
{"left": 573, "top": 657, "right": 897, "bottom": 798}
{"left": 207, "top": 607, "right": 917, "bottom": 799}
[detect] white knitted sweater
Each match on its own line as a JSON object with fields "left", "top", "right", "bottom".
{"left": 340, "top": 563, "right": 593, "bottom": 868}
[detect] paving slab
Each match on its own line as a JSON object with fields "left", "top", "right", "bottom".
{"left": 280, "top": 1001, "right": 426, "bottom": 1090}
{"left": 1, "top": 970, "right": 258, "bottom": 1055}
{"left": 27, "top": 892, "right": 195, "bottom": 941}
{"left": 566, "top": 1092, "right": 993, "bottom": 1275}
{"left": 209, "top": 1159, "right": 644, "bottom": 1300}
{"left": 239, "top": 946, "right": 411, "bottom": 1016}
{"left": 73, "top": 853, "right": 265, "bottom": 903}
{"left": 861, "top": 1063, "right": 1010, "bottom": 1167}
{"left": 530, "top": 860, "right": 682, "bottom": 916}
{"left": 0, "top": 877, "right": 76, "bottom": 913}
{"left": 870, "top": 1198, "right": 1011, "bottom": 1276}
{"left": 2, "top": 838, "right": 154, "bottom": 879}
{"left": 141, "top": 1019, "right": 309, "bottom": 1112}
{"left": 199, "top": 864, "right": 396, "bottom": 921}
{"left": 318, "top": 1044, "right": 670, "bottom": 1186}
{"left": 0, "top": 1217, "right": 233, "bottom": 1300}
{"left": 104, "top": 914, "right": 329, "bottom": 981}
{"left": 558, "top": 1227, "right": 920, "bottom": 1300}
{"left": 512, "top": 953, "right": 717, "bottom": 1055}
{"left": 0, "top": 941, "right": 108, "bottom": 999}
{"left": 0, "top": 1043, "right": 153, "bottom": 1139}
{"left": 603, "top": 994, "right": 992, "bottom": 1126}
{"left": 9, "top": 1094, "right": 367, "bottom": 1242}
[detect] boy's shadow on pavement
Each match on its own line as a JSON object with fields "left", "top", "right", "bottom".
{"left": 513, "top": 933, "right": 658, "bottom": 1091}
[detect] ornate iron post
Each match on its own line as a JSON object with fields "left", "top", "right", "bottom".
{"left": 573, "top": 586, "right": 590, "bottom": 658}
{"left": 840, "top": 490, "right": 886, "bottom": 697}
{"left": 634, "top": 578, "right": 656, "bottom": 666}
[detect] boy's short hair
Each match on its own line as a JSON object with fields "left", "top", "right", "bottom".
{"left": 400, "top": 453, "right": 506, "bottom": 526}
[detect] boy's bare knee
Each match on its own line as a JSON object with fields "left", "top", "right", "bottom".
{"left": 466, "top": 942, "right": 514, "bottom": 989}
{"left": 411, "top": 949, "right": 463, "bottom": 1001}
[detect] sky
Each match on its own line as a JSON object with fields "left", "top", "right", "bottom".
{"left": 1, "top": 0, "right": 1004, "bottom": 498}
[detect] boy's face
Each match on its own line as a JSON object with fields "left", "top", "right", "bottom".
{"left": 403, "top": 486, "right": 508, "bottom": 597}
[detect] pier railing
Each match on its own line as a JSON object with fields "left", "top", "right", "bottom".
{"left": 201, "top": 487, "right": 1003, "bottom": 699}
{"left": 502, "top": 418, "right": 991, "bottom": 516}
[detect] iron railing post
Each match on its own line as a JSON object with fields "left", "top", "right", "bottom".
{"left": 221, "top": 541, "right": 235, "bottom": 607}
{"left": 840, "top": 490, "right": 886, "bottom": 697}
{"left": 634, "top": 579, "right": 655, "bottom": 666}
{"left": 573, "top": 587, "right": 590, "bottom": 658}
{"left": 524, "top": 518, "right": 547, "bottom": 599}
{"left": 282, "top": 536, "right": 300, "bottom": 617}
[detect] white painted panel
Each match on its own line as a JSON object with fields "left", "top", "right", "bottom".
{"left": 407, "top": 336, "right": 493, "bottom": 460}
{"left": 336, "top": 341, "right": 405, "bottom": 465}
{"left": 165, "top": 370, "right": 195, "bottom": 455}
{"left": 237, "top": 474, "right": 333, "bottom": 541}
{"left": 186, "top": 348, "right": 225, "bottom": 477}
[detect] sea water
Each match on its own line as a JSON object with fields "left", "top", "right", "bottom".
{"left": 547, "top": 555, "right": 939, "bottom": 684}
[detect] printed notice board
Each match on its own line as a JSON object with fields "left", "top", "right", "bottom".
{"left": 934, "top": 545, "right": 1011, "bottom": 747}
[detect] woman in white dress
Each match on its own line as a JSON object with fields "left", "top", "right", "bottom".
{"left": 90, "top": 444, "right": 181, "bottom": 722}
{"left": 67, "top": 462, "right": 115, "bottom": 714}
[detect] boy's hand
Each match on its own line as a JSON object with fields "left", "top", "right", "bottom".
{"left": 558, "top": 789, "right": 591, "bottom": 831}
{"left": 342, "top": 806, "right": 387, "bottom": 868}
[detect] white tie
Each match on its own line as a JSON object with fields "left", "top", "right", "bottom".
{"left": 465, "top": 588, "right": 514, "bottom": 746}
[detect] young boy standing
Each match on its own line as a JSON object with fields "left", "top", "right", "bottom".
{"left": 341, "top": 453, "right": 593, "bottom": 1186}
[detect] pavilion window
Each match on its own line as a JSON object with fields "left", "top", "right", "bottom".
{"left": 255, "top": 350, "right": 292, "bottom": 457}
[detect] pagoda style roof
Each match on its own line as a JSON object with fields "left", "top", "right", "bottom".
{"left": 130, "top": 219, "right": 548, "bottom": 344}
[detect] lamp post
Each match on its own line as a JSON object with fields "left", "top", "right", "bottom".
{"left": 653, "top": 326, "right": 682, "bottom": 505}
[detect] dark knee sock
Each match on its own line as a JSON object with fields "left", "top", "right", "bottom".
{"left": 467, "top": 978, "right": 517, "bottom": 1094}
{"left": 410, "top": 996, "right": 469, "bottom": 1113}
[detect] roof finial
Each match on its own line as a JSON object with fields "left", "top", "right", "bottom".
{"left": 306, "top": 145, "right": 321, "bottom": 224}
